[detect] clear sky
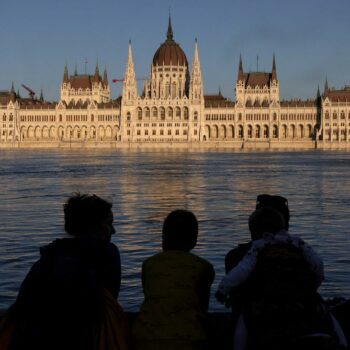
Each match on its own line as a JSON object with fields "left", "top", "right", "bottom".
{"left": 1, "top": 0, "right": 349, "bottom": 102}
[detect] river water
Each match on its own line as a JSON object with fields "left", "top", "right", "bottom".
{"left": 0, "top": 149, "right": 349, "bottom": 312}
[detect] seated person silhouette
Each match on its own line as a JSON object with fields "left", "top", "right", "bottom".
{"left": 217, "top": 198, "right": 345, "bottom": 349}
{"left": 133, "top": 209, "right": 215, "bottom": 350}
{"left": 10, "top": 194, "right": 121, "bottom": 350}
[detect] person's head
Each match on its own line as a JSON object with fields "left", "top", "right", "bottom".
{"left": 64, "top": 193, "right": 115, "bottom": 241}
{"left": 256, "top": 194, "right": 290, "bottom": 229}
{"left": 249, "top": 207, "right": 285, "bottom": 240}
{"left": 162, "top": 209, "right": 198, "bottom": 252}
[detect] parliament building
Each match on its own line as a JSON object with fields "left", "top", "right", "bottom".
{"left": 1, "top": 18, "right": 350, "bottom": 149}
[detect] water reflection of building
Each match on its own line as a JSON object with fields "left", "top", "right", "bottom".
{"left": 117, "top": 151, "right": 206, "bottom": 221}
{"left": 0, "top": 16, "right": 349, "bottom": 149}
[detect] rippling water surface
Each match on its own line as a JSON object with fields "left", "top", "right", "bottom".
{"left": 0, "top": 149, "right": 350, "bottom": 311}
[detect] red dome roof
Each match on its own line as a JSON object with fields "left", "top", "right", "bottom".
{"left": 152, "top": 17, "right": 188, "bottom": 67}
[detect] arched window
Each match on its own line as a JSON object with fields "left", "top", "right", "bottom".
{"left": 166, "top": 83, "right": 170, "bottom": 98}
{"left": 172, "top": 83, "right": 176, "bottom": 98}
{"left": 145, "top": 107, "right": 150, "bottom": 118}
{"left": 247, "top": 125, "right": 253, "bottom": 138}
{"left": 238, "top": 125, "right": 243, "bottom": 138}
{"left": 273, "top": 125, "right": 278, "bottom": 138}
{"left": 160, "top": 107, "right": 165, "bottom": 120}
{"left": 282, "top": 125, "right": 287, "bottom": 138}
{"left": 194, "top": 111, "right": 198, "bottom": 121}
{"left": 255, "top": 125, "right": 261, "bottom": 138}
{"left": 263, "top": 125, "right": 269, "bottom": 138}
{"left": 152, "top": 107, "right": 158, "bottom": 119}
{"left": 168, "top": 107, "right": 173, "bottom": 118}
{"left": 137, "top": 108, "right": 142, "bottom": 120}
{"left": 183, "top": 107, "right": 189, "bottom": 120}
{"left": 175, "top": 107, "right": 181, "bottom": 119}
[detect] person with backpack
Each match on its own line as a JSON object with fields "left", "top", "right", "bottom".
{"left": 217, "top": 195, "right": 346, "bottom": 349}
{"left": 216, "top": 206, "right": 324, "bottom": 302}
{"left": 7, "top": 194, "right": 127, "bottom": 350}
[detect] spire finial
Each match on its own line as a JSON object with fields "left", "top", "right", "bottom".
{"left": 103, "top": 65, "right": 108, "bottom": 85}
{"left": 317, "top": 85, "right": 321, "bottom": 98}
{"left": 94, "top": 60, "right": 100, "bottom": 82}
{"left": 40, "top": 88, "right": 44, "bottom": 101}
{"left": 11, "top": 81, "right": 15, "bottom": 93}
{"left": 324, "top": 77, "right": 329, "bottom": 93}
{"left": 272, "top": 53, "right": 277, "bottom": 80}
{"left": 238, "top": 54, "right": 244, "bottom": 82}
{"left": 74, "top": 63, "right": 78, "bottom": 76}
{"left": 167, "top": 13, "right": 173, "bottom": 41}
{"left": 63, "top": 62, "right": 69, "bottom": 82}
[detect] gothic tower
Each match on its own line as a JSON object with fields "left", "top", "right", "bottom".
{"left": 122, "top": 41, "right": 137, "bottom": 105}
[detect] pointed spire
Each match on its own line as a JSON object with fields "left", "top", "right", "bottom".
{"left": 126, "top": 40, "right": 135, "bottom": 73}
{"left": 272, "top": 53, "right": 277, "bottom": 81}
{"left": 11, "top": 81, "right": 15, "bottom": 93}
{"left": 167, "top": 14, "right": 174, "bottom": 41}
{"left": 317, "top": 85, "right": 320, "bottom": 99}
{"left": 74, "top": 63, "right": 78, "bottom": 76}
{"left": 218, "top": 86, "right": 222, "bottom": 96}
{"left": 324, "top": 77, "right": 329, "bottom": 93}
{"left": 63, "top": 63, "right": 69, "bottom": 83}
{"left": 103, "top": 66, "right": 108, "bottom": 85}
{"left": 94, "top": 62, "right": 100, "bottom": 82}
{"left": 40, "top": 88, "right": 44, "bottom": 101}
{"left": 194, "top": 38, "right": 199, "bottom": 62}
{"left": 237, "top": 54, "right": 244, "bottom": 82}
{"left": 122, "top": 40, "right": 137, "bottom": 103}
{"left": 189, "top": 38, "right": 203, "bottom": 100}
{"left": 17, "top": 88, "right": 21, "bottom": 98}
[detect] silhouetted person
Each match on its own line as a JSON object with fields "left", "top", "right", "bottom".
{"left": 219, "top": 195, "right": 346, "bottom": 349}
{"left": 217, "top": 207, "right": 324, "bottom": 303}
{"left": 11, "top": 194, "right": 121, "bottom": 350}
{"left": 132, "top": 209, "right": 215, "bottom": 350}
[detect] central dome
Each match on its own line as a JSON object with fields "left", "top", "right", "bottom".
{"left": 152, "top": 18, "right": 188, "bottom": 67}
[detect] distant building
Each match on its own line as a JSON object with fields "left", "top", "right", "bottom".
{"left": 0, "top": 17, "right": 349, "bottom": 148}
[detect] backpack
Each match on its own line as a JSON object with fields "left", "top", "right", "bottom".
{"left": 243, "top": 243, "right": 336, "bottom": 349}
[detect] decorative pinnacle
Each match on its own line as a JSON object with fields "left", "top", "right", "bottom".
{"left": 167, "top": 14, "right": 173, "bottom": 41}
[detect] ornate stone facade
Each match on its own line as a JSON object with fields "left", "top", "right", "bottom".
{"left": 0, "top": 18, "right": 349, "bottom": 149}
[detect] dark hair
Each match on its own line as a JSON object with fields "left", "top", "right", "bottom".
{"left": 256, "top": 194, "right": 290, "bottom": 229}
{"left": 249, "top": 207, "right": 285, "bottom": 239}
{"left": 162, "top": 210, "right": 198, "bottom": 251}
{"left": 64, "top": 193, "right": 112, "bottom": 237}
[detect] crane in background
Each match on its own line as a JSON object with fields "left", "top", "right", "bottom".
{"left": 21, "top": 84, "right": 36, "bottom": 99}
{"left": 112, "top": 77, "right": 147, "bottom": 83}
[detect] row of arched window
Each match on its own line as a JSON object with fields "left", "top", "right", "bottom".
{"left": 20, "top": 125, "right": 118, "bottom": 141}
{"left": 324, "top": 111, "right": 350, "bottom": 120}
{"left": 204, "top": 124, "right": 314, "bottom": 140}
{"left": 136, "top": 106, "right": 190, "bottom": 120}
{"left": 245, "top": 98, "right": 270, "bottom": 108}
